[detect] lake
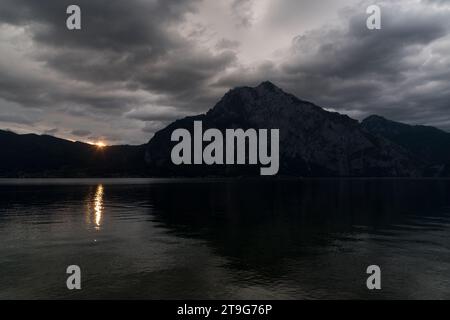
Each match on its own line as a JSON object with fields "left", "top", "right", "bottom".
{"left": 0, "top": 178, "right": 449, "bottom": 299}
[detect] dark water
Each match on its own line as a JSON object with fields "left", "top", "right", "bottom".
{"left": 0, "top": 178, "right": 449, "bottom": 300}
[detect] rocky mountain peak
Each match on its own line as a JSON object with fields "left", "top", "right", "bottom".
{"left": 146, "top": 82, "right": 421, "bottom": 177}
{"left": 220, "top": 81, "right": 287, "bottom": 103}
{"left": 363, "top": 115, "right": 388, "bottom": 123}
{"left": 255, "top": 81, "right": 281, "bottom": 92}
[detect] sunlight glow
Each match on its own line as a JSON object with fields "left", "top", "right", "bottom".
{"left": 95, "top": 141, "right": 106, "bottom": 148}
{"left": 87, "top": 140, "right": 107, "bottom": 148}
{"left": 94, "top": 184, "right": 104, "bottom": 230}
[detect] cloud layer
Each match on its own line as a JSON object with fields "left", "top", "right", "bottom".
{"left": 0, "top": 0, "right": 449, "bottom": 144}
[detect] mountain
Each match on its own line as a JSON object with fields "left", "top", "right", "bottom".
{"left": 0, "top": 130, "right": 146, "bottom": 177}
{"left": 145, "top": 82, "right": 421, "bottom": 177}
{"left": 3, "top": 82, "right": 448, "bottom": 178}
{"left": 361, "top": 115, "right": 450, "bottom": 176}
{"left": 361, "top": 115, "right": 450, "bottom": 163}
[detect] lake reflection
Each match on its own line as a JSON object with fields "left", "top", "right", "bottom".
{"left": 0, "top": 178, "right": 449, "bottom": 299}
{"left": 85, "top": 184, "right": 104, "bottom": 231}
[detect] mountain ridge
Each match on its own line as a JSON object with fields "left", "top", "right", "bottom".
{"left": 1, "top": 81, "right": 449, "bottom": 177}
{"left": 145, "top": 82, "right": 422, "bottom": 177}
{"left": 0, "top": 129, "right": 147, "bottom": 177}
{"left": 361, "top": 114, "right": 450, "bottom": 176}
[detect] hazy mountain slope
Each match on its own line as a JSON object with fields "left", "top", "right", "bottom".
{"left": 361, "top": 115, "right": 450, "bottom": 163}
{"left": 0, "top": 130, "right": 146, "bottom": 177}
{"left": 361, "top": 115, "right": 450, "bottom": 176}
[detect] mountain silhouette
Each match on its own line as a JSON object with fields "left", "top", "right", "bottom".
{"left": 361, "top": 115, "right": 450, "bottom": 176}
{"left": 145, "top": 82, "right": 422, "bottom": 177}
{"left": 0, "top": 130, "right": 146, "bottom": 177}
{"left": 2, "top": 82, "right": 449, "bottom": 177}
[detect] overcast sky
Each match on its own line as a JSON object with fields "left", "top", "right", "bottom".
{"left": 1, "top": 0, "right": 449, "bottom": 145}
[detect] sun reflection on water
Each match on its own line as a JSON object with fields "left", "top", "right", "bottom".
{"left": 94, "top": 185, "right": 104, "bottom": 230}
{"left": 86, "top": 184, "right": 104, "bottom": 231}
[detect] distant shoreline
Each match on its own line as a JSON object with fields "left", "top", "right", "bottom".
{"left": 1, "top": 176, "right": 450, "bottom": 186}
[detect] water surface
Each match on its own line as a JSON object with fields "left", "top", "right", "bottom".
{"left": 0, "top": 178, "right": 449, "bottom": 299}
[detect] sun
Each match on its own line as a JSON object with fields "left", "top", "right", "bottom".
{"left": 88, "top": 140, "right": 107, "bottom": 148}
{"left": 95, "top": 141, "right": 106, "bottom": 148}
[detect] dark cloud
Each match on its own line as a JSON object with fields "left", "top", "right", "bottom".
{"left": 421, "top": 0, "right": 450, "bottom": 5}
{"left": 216, "top": 1, "right": 450, "bottom": 129}
{"left": 44, "top": 128, "right": 59, "bottom": 135}
{"left": 135, "top": 49, "right": 236, "bottom": 97}
{"left": 0, "top": 0, "right": 219, "bottom": 98}
{"left": 281, "top": 2, "right": 450, "bottom": 127}
{"left": 0, "top": 0, "right": 239, "bottom": 143}
{"left": 0, "top": 99, "right": 42, "bottom": 125}
{"left": 142, "top": 121, "right": 168, "bottom": 134}
{"left": 125, "top": 105, "right": 192, "bottom": 122}
{"left": 230, "top": 0, "right": 255, "bottom": 27}
{"left": 216, "top": 38, "right": 241, "bottom": 50}
{"left": 1, "top": 0, "right": 450, "bottom": 144}
{"left": 71, "top": 129, "right": 91, "bottom": 137}
{"left": 0, "top": 113, "right": 36, "bottom": 125}
{"left": 0, "top": 0, "right": 194, "bottom": 52}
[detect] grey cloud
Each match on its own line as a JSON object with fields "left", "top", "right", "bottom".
{"left": 0, "top": 113, "right": 36, "bottom": 125}
{"left": 0, "top": 0, "right": 241, "bottom": 143}
{"left": 217, "top": 1, "right": 450, "bottom": 130}
{"left": 71, "top": 129, "right": 92, "bottom": 137}
{"left": 0, "top": 99, "right": 42, "bottom": 125}
{"left": 125, "top": 106, "right": 192, "bottom": 122}
{"left": 44, "top": 128, "right": 59, "bottom": 135}
{"left": 216, "top": 38, "right": 241, "bottom": 50}
{"left": 284, "top": 8, "right": 447, "bottom": 80}
{"left": 0, "top": 0, "right": 235, "bottom": 110}
{"left": 0, "top": 0, "right": 194, "bottom": 53}
{"left": 213, "top": 60, "right": 277, "bottom": 89}
{"left": 142, "top": 121, "right": 168, "bottom": 134}
{"left": 1, "top": 0, "right": 450, "bottom": 144}
{"left": 422, "top": 0, "right": 450, "bottom": 5}
{"left": 230, "top": 0, "right": 255, "bottom": 27}
{"left": 280, "top": 2, "right": 450, "bottom": 126}
{"left": 135, "top": 49, "right": 236, "bottom": 99}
